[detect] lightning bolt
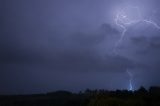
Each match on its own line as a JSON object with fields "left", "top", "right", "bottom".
{"left": 126, "top": 69, "right": 133, "bottom": 91}
{"left": 113, "top": 12, "right": 127, "bottom": 53}
{"left": 143, "top": 20, "right": 160, "bottom": 29}
{"left": 114, "top": 6, "right": 160, "bottom": 54}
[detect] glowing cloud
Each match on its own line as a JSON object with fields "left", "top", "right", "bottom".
{"left": 114, "top": 5, "right": 160, "bottom": 53}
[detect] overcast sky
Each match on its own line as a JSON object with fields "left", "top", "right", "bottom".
{"left": 1, "top": 0, "right": 160, "bottom": 94}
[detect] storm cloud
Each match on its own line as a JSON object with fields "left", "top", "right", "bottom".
{"left": 1, "top": 0, "right": 160, "bottom": 94}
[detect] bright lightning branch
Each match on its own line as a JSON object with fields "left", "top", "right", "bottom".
{"left": 114, "top": 6, "right": 160, "bottom": 53}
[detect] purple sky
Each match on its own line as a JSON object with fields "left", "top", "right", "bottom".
{"left": 1, "top": 0, "right": 160, "bottom": 94}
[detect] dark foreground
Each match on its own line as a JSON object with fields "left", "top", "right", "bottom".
{"left": 0, "top": 86, "right": 160, "bottom": 106}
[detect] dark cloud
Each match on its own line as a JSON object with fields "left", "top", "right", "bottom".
{"left": 148, "top": 36, "right": 160, "bottom": 49}
{"left": 0, "top": 28, "right": 132, "bottom": 72}
{"left": 130, "top": 31, "right": 160, "bottom": 55}
{"left": 100, "top": 23, "right": 120, "bottom": 34}
{"left": 48, "top": 53, "right": 134, "bottom": 72}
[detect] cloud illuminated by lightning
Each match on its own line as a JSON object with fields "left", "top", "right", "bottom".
{"left": 114, "top": 6, "right": 160, "bottom": 53}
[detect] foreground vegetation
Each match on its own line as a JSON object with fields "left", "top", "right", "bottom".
{"left": 0, "top": 86, "right": 160, "bottom": 106}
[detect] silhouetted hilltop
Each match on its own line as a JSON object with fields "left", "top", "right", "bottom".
{"left": 0, "top": 86, "right": 160, "bottom": 106}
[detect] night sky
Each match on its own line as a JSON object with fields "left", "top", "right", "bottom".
{"left": 1, "top": 0, "right": 160, "bottom": 94}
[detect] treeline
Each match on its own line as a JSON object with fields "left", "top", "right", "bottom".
{"left": 0, "top": 86, "right": 160, "bottom": 106}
